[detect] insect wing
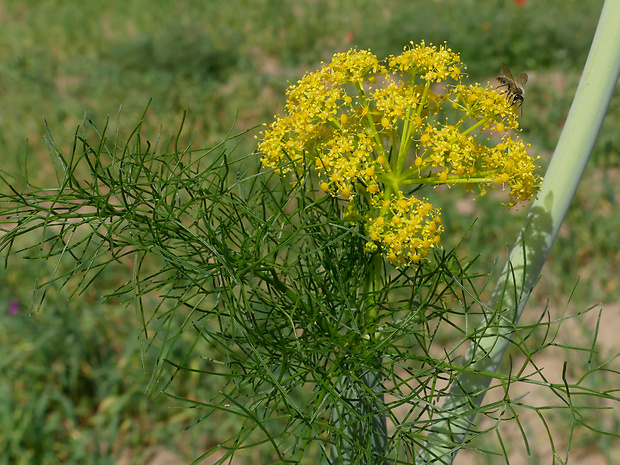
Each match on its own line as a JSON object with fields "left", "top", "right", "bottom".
{"left": 500, "top": 62, "right": 515, "bottom": 81}
{"left": 515, "top": 72, "right": 528, "bottom": 90}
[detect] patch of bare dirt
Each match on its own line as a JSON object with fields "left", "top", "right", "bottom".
{"left": 456, "top": 303, "right": 620, "bottom": 465}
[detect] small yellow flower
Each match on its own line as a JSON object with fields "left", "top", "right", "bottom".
{"left": 367, "top": 183, "right": 380, "bottom": 194}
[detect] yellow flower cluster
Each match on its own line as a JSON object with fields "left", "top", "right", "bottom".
{"left": 389, "top": 41, "right": 462, "bottom": 82}
{"left": 365, "top": 197, "right": 443, "bottom": 265}
{"left": 258, "top": 42, "right": 542, "bottom": 265}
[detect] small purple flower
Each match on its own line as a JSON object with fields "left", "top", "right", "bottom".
{"left": 8, "top": 300, "right": 19, "bottom": 316}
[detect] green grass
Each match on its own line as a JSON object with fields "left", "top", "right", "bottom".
{"left": 1, "top": 0, "right": 619, "bottom": 463}
{"left": 0, "top": 254, "right": 207, "bottom": 464}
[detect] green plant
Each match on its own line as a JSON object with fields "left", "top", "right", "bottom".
{"left": 2, "top": 1, "right": 620, "bottom": 463}
{"left": 2, "top": 24, "right": 619, "bottom": 463}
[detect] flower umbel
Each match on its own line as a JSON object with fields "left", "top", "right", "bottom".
{"left": 258, "top": 42, "right": 542, "bottom": 265}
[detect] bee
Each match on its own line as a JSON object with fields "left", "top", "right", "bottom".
{"left": 496, "top": 62, "right": 528, "bottom": 115}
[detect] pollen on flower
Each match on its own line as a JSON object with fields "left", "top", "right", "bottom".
{"left": 389, "top": 41, "right": 464, "bottom": 83}
{"left": 497, "top": 172, "right": 510, "bottom": 183}
{"left": 365, "top": 196, "right": 443, "bottom": 266}
{"left": 373, "top": 83, "right": 421, "bottom": 123}
{"left": 328, "top": 48, "right": 386, "bottom": 84}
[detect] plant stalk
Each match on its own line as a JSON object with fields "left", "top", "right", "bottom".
{"left": 418, "top": 0, "right": 620, "bottom": 462}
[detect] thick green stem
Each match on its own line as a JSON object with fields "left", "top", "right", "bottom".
{"left": 323, "top": 254, "right": 390, "bottom": 465}
{"left": 417, "top": 0, "right": 620, "bottom": 462}
{"left": 364, "top": 253, "right": 383, "bottom": 329}
{"left": 324, "top": 367, "right": 391, "bottom": 465}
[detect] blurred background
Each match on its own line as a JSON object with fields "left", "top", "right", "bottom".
{"left": 1, "top": 0, "right": 619, "bottom": 463}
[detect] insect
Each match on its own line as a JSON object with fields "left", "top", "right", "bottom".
{"left": 496, "top": 62, "right": 528, "bottom": 115}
